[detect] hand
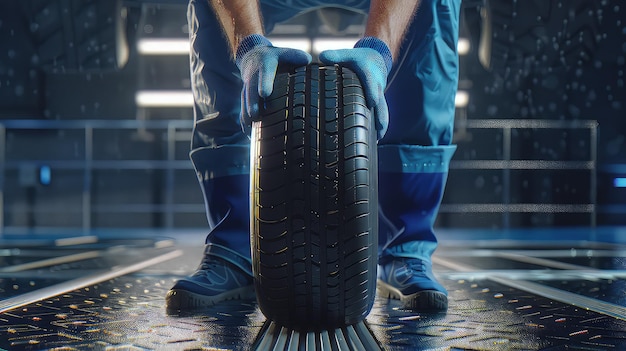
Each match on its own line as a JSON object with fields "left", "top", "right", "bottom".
{"left": 319, "top": 37, "right": 393, "bottom": 140}
{"left": 236, "top": 34, "right": 312, "bottom": 126}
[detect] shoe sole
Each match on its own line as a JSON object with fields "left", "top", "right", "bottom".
{"left": 165, "top": 285, "right": 255, "bottom": 312}
{"left": 377, "top": 280, "right": 448, "bottom": 312}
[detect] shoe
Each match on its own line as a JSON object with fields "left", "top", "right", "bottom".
{"left": 377, "top": 257, "right": 448, "bottom": 312}
{"left": 166, "top": 244, "right": 255, "bottom": 311}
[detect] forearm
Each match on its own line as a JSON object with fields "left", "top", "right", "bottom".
{"left": 364, "top": 0, "right": 420, "bottom": 60}
{"left": 208, "top": 0, "right": 264, "bottom": 55}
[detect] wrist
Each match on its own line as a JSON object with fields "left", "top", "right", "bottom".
{"left": 235, "top": 34, "right": 272, "bottom": 67}
{"left": 354, "top": 37, "right": 393, "bottom": 73}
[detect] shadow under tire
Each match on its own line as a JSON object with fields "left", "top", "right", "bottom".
{"left": 250, "top": 64, "right": 378, "bottom": 329}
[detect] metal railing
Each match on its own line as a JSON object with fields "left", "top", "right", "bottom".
{"left": 0, "top": 119, "right": 195, "bottom": 234}
{"left": 444, "top": 119, "right": 598, "bottom": 226}
{"left": 0, "top": 118, "right": 598, "bottom": 233}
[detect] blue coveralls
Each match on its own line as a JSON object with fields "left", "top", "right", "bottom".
{"left": 187, "top": 0, "right": 460, "bottom": 265}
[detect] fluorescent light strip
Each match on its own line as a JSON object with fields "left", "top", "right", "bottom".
{"left": 312, "top": 38, "right": 359, "bottom": 53}
{"left": 135, "top": 90, "right": 194, "bottom": 107}
{"left": 615, "top": 177, "right": 626, "bottom": 188}
{"left": 268, "top": 38, "right": 311, "bottom": 53}
{"left": 455, "top": 90, "right": 469, "bottom": 107}
{"left": 458, "top": 37, "right": 470, "bottom": 55}
{"left": 137, "top": 89, "right": 469, "bottom": 109}
{"left": 137, "top": 37, "right": 471, "bottom": 56}
{"left": 136, "top": 36, "right": 471, "bottom": 109}
{"left": 137, "top": 38, "right": 190, "bottom": 55}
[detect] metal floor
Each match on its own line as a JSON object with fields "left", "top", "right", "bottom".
{"left": 1, "top": 227, "right": 625, "bottom": 350}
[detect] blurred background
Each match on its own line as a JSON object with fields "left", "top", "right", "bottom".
{"left": 0, "top": 0, "right": 624, "bottom": 233}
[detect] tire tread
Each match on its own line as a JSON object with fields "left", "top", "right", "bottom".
{"left": 251, "top": 64, "right": 377, "bottom": 328}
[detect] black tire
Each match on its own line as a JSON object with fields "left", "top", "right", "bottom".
{"left": 20, "top": 0, "right": 129, "bottom": 73}
{"left": 250, "top": 64, "right": 378, "bottom": 329}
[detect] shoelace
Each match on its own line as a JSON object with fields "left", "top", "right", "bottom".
{"left": 194, "top": 259, "right": 224, "bottom": 277}
{"left": 404, "top": 259, "right": 428, "bottom": 275}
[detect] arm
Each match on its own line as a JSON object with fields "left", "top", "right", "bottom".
{"left": 208, "top": 0, "right": 264, "bottom": 56}
{"left": 319, "top": 2, "right": 420, "bottom": 139}
{"left": 208, "top": 0, "right": 311, "bottom": 124}
{"left": 364, "top": 0, "right": 421, "bottom": 59}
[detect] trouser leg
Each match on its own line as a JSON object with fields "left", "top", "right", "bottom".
{"left": 378, "top": 0, "right": 461, "bottom": 262}
{"left": 377, "top": 146, "right": 456, "bottom": 262}
{"left": 190, "top": 146, "right": 251, "bottom": 258}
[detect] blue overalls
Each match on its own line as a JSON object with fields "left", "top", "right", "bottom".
{"left": 187, "top": 0, "right": 460, "bottom": 266}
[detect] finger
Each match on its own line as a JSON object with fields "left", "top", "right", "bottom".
{"left": 247, "top": 80, "right": 260, "bottom": 119}
{"left": 318, "top": 49, "right": 354, "bottom": 64}
{"left": 281, "top": 48, "right": 312, "bottom": 66}
{"left": 240, "top": 88, "right": 250, "bottom": 125}
{"left": 354, "top": 72, "right": 381, "bottom": 108}
{"left": 258, "top": 56, "right": 279, "bottom": 98}
{"left": 240, "top": 87, "right": 247, "bottom": 118}
{"left": 320, "top": 51, "right": 377, "bottom": 106}
{"left": 364, "top": 78, "right": 383, "bottom": 108}
{"left": 374, "top": 95, "right": 389, "bottom": 140}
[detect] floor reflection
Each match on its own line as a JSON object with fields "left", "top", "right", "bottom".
{"left": 0, "top": 229, "right": 625, "bottom": 350}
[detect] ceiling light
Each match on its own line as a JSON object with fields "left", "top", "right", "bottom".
{"left": 312, "top": 38, "right": 359, "bottom": 54}
{"left": 137, "top": 38, "right": 190, "bottom": 55}
{"left": 135, "top": 90, "right": 194, "bottom": 107}
{"left": 458, "top": 37, "right": 470, "bottom": 55}
{"left": 455, "top": 90, "right": 469, "bottom": 108}
{"left": 268, "top": 38, "right": 312, "bottom": 53}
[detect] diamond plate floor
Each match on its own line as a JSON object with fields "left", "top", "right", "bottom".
{"left": 0, "top": 228, "right": 625, "bottom": 350}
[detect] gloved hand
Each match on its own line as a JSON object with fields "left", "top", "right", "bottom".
{"left": 236, "top": 34, "right": 312, "bottom": 126}
{"left": 319, "top": 37, "right": 393, "bottom": 140}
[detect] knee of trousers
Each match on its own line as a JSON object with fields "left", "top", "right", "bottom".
{"left": 377, "top": 144, "right": 456, "bottom": 174}
{"left": 190, "top": 145, "right": 250, "bottom": 178}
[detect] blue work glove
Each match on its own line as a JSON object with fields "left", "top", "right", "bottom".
{"left": 236, "top": 34, "right": 312, "bottom": 126}
{"left": 319, "top": 37, "right": 393, "bottom": 140}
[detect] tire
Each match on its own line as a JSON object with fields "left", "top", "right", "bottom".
{"left": 250, "top": 64, "right": 378, "bottom": 329}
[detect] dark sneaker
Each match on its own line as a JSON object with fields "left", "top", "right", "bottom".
{"left": 166, "top": 244, "right": 255, "bottom": 311}
{"left": 377, "top": 257, "right": 448, "bottom": 312}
